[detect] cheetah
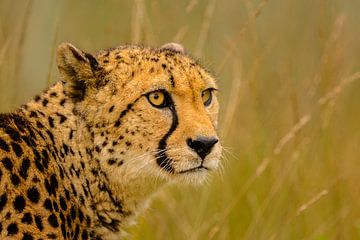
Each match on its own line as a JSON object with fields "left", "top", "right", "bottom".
{"left": 0, "top": 42, "right": 221, "bottom": 239}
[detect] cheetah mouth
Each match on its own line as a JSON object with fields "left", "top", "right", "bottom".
{"left": 178, "top": 165, "right": 209, "bottom": 174}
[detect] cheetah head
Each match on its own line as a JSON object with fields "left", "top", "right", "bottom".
{"left": 56, "top": 43, "right": 221, "bottom": 185}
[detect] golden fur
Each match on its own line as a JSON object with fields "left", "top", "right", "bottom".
{"left": 0, "top": 42, "right": 221, "bottom": 239}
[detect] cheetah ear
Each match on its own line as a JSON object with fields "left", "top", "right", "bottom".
{"left": 160, "top": 42, "right": 186, "bottom": 54}
{"left": 56, "top": 42, "right": 99, "bottom": 102}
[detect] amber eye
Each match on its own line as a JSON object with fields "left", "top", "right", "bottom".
{"left": 147, "top": 90, "right": 169, "bottom": 108}
{"left": 201, "top": 89, "right": 213, "bottom": 106}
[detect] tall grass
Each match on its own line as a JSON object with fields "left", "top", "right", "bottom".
{"left": 1, "top": 0, "right": 360, "bottom": 239}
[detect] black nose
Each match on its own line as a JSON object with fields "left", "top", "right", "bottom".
{"left": 187, "top": 137, "right": 218, "bottom": 160}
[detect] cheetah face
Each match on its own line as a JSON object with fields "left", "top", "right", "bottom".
{"left": 57, "top": 43, "right": 221, "bottom": 184}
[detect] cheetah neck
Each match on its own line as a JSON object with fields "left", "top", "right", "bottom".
{"left": 21, "top": 82, "right": 163, "bottom": 237}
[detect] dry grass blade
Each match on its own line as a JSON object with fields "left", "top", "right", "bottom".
{"left": 273, "top": 114, "right": 311, "bottom": 155}
{"left": 221, "top": 58, "right": 242, "bottom": 138}
{"left": 318, "top": 72, "right": 360, "bottom": 105}
{"left": 186, "top": 0, "right": 198, "bottom": 13}
{"left": 13, "top": 0, "right": 34, "bottom": 83}
{"left": 296, "top": 189, "right": 329, "bottom": 216}
{"left": 216, "top": 0, "right": 269, "bottom": 73}
{"left": 194, "top": 0, "right": 217, "bottom": 56}
{"left": 46, "top": 18, "right": 59, "bottom": 86}
{"left": 173, "top": 26, "right": 189, "bottom": 43}
{"left": 131, "top": 0, "right": 145, "bottom": 43}
{"left": 0, "top": 37, "right": 11, "bottom": 67}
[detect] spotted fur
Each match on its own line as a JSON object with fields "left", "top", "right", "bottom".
{"left": 0, "top": 42, "right": 221, "bottom": 239}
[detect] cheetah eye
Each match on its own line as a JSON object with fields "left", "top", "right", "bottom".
{"left": 201, "top": 89, "right": 213, "bottom": 107}
{"left": 147, "top": 90, "right": 170, "bottom": 108}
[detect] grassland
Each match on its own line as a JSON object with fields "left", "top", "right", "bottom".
{"left": 1, "top": 0, "right": 360, "bottom": 239}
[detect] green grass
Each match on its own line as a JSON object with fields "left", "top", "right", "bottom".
{"left": 1, "top": 0, "right": 360, "bottom": 239}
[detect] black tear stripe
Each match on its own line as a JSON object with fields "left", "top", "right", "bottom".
{"left": 155, "top": 99, "right": 178, "bottom": 173}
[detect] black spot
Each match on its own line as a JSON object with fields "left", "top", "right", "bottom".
{"left": 59, "top": 167, "right": 65, "bottom": 179}
{"left": 53, "top": 200, "right": 59, "bottom": 212}
{"left": 36, "top": 121, "right": 44, "bottom": 128}
{"left": 74, "top": 224, "right": 80, "bottom": 239}
{"left": 48, "top": 116, "right": 54, "bottom": 128}
{"left": 48, "top": 214, "right": 59, "bottom": 228}
{"left": 107, "top": 158, "right": 117, "bottom": 165}
{"left": 35, "top": 157, "right": 44, "bottom": 172}
{"left": 78, "top": 209, "right": 84, "bottom": 223}
{"left": 69, "top": 129, "right": 74, "bottom": 139}
{"left": 170, "top": 74, "right": 175, "bottom": 87}
{"left": 71, "top": 183, "right": 78, "bottom": 197}
{"left": 47, "top": 233, "right": 57, "bottom": 239}
{"left": 0, "top": 137, "right": 10, "bottom": 152}
{"left": 71, "top": 206, "right": 76, "bottom": 219}
{"left": 42, "top": 152, "right": 50, "bottom": 170}
{"left": 60, "top": 98, "right": 66, "bottom": 106}
{"left": 42, "top": 98, "right": 49, "bottom": 107}
{"left": 109, "top": 105, "right": 115, "bottom": 112}
{"left": 65, "top": 189, "right": 70, "bottom": 201}
{"left": 13, "top": 195, "right": 26, "bottom": 212}
{"left": 56, "top": 113, "right": 67, "bottom": 124}
{"left": 44, "top": 198, "right": 53, "bottom": 211}
{"left": 44, "top": 179, "right": 52, "bottom": 195}
{"left": 59, "top": 196, "right": 67, "bottom": 210}
{"left": 11, "top": 142, "right": 23, "bottom": 157}
{"left": 81, "top": 230, "right": 88, "bottom": 240}
{"left": 4, "top": 127, "right": 21, "bottom": 142}
{"left": 61, "top": 222, "right": 66, "bottom": 238}
{"left": 63, "top": 143, "right": 69, "bottom": 155}
{"left": 7, "top": 222, "right": 18, "bottom": 235}
{"left": 125, "top": 141, "right": 131, "bottom": 146}
{"left": 19, "top": 157, "right": 30, "bottom": 179}
{"left": 162, "top": 63, "right": 167, "bottom": 69}
{"left": 0, "top": 193, "right": 8, "bottom": 212}
{"left": 35, "top": 215, "right": 43, "bottom": 230}
{"left": 95, "top": 146, "right": 101, "bottom": 153}
{"left": 50, "top": 174, "right": 58, "bottom": 195}
{"left": 29, "top": 111, "right": 38, "bottom": 118}
{"left": 2, "top": 157, "right": 13, "bottom": 170}
{"left": 27, "top": 187, "right": 40, "bottom": 203}
{"left": 11, "top": 173, "right": 21, "bottom": 186}
{"left": 34, "top": 95, "right": 41, "bottom": 102}
{"left": 22, "top": 232, "right": 34, "bottom": 240}
{"left": 50, "top": 92, "right": 57, "bottom": 97}
{"left": 46, "top": 130, "right": 55, "bottom": 144}
{"left": 114, "top": 120, "right": 121, "bottom": 127}
{"left": 32, "top": 177, "right": 40, "bottom": 183}
{"left": 21, "top": 212, "right": 33, "bottom": 224}
{"left": 21, "top": 135, "right": 33, "bottom": 147}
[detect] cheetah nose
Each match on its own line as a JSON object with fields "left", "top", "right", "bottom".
{"left": 187, "top": 137, "right": 218, "bottom": 160}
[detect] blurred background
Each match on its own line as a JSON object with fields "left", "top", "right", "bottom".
{"left": 1, "top": 0, "right": 360, "bottom": 239}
